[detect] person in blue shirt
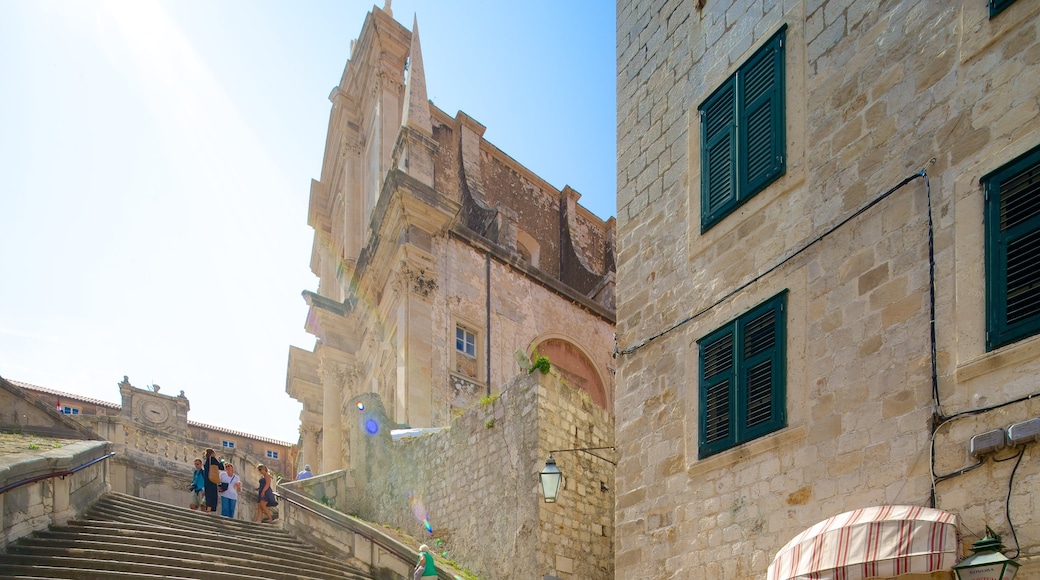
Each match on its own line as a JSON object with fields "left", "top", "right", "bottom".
{"left": 296, "top": 464, "right": 314, "bottom": 480}
{"left": 189, "top": 458, "right": 205, "bottom": 510}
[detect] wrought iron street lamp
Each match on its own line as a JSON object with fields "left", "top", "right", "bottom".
{"left": 952, "top": 527, "right": 1020, "bottom": 580}
{"left": 539, "top": 446, "right": 616, "bottom": 503}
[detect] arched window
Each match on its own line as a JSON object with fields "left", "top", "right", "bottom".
{"left": 515, "top": 229, "right": 540, "bottom": 269}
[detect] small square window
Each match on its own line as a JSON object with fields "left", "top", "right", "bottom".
{"left": 266, "top": 450, "right": 279, "bottom": 459}
{"left": 60, "top": 406, "right": 79, "bottom": 415}
{"left": 456, "top": 326, "right": 476, "bottom": 358}
{"left": 221, "top": 440, "right": 235, "bottom": 449}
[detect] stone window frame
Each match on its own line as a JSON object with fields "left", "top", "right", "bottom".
{"left": 515, "top": 228, "right": 541, "bottom": 269}
{"left": 266, "top": 450, "right": 279, "bottom": 459}
{"left": 983, "top": 142, "right": 1040, "bottom": 352}
{"left": 697, "top": 290, "right": 787, "bottom": 459}
{"left": 451, "top": 317, "right": 484, "bottom": 383}
{"left": 221, "top": 440, "right": 236, "bottom": 449}
{"left": 698, "top": 24, "right": 787, "bottom": 233}
{"left": 60, "top": 406, "right": 80, "bottom": 415}
{"left": 456, "top": 324, "right": 477, "bottom": 358}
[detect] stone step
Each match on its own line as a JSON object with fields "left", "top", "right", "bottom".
{"left": 54, "top": 519, "right": 322, "bottom": 562}
{"left": 0, "top": 492, "right": 374, "bottom": 580}
{"left": 5, "top": 539, "right": 359, "bottom": 580}
{"left": 86, "top": 493, "right": 289, "bottom": 539}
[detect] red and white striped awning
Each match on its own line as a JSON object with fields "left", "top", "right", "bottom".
{"left": 767, "top": 505, "right": 960, "bottom": 580}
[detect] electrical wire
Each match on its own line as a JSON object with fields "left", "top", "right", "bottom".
{"left": 1003, "top": 446, "right": 1025, "bottom": 558}
{"left": 617, "top": 171, "right": 927, "bottom": 356}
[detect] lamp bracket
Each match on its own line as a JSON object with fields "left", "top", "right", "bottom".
{"left": 548, "top": 446, "right": 616, "bottom": 466}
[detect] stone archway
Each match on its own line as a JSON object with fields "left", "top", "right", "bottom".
{"left": 532, "top": 338, "right": 608, "bottom": 409}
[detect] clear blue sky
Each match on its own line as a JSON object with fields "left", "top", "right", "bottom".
{"left": 0, "top": 1, "right": 616, "bottom": 443}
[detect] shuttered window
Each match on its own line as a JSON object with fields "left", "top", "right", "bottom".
{"left": 985, "top": 144, "right": 1040, "bottom": 351}
{"left": 697, "top": 291, "right": 787, "bottom": 458}
{"left": 989, "top": 0, "right": 1018, "bottom": 18}
{"left": 699, "top": 25, "right": 786, "bottom": 233}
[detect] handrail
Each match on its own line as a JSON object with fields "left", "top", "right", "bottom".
{"left": 274, "top": 488, "right": 457, "bottom": 580}
{"left": 0, "top": 451, "right": 116, "bottom": 495}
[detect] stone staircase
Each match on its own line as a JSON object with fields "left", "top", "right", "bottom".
{"left": 0, "top": 492, "right": 375, "bottom": 579}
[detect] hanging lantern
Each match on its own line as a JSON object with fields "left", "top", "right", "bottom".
{"left": 952, "top": 527, "right": 1020, "bottom": 580}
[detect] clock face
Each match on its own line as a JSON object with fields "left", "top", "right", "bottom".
{"left": 141, "top": 400, "right": 170, "bottom": 424}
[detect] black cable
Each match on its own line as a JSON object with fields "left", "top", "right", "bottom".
{"left": 932, "top": 460, "right": 984, "bottom": 483}
{"left": 618, "top": 171, "right": 926, "bottom": 356}
{"left": 1004, "top": 446, "right": 1025, "bottom": 558}
{"left": 924, "top": 170, "right": 942, "bottom": 418}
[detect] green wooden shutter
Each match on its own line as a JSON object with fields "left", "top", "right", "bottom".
{"left": 985, "top": 145, "right": 1040, "bottom": 350}
{"left": 701, "top": 78, "right": 737, "bottom": 230}
{"left": 738, "top": 27, "right": 785, "bottom": 199}
{"left": 739, "top": 294, "right": 786, "bottom": 440}
{"left": 699, "top": 291, "right": 787, "bottom": 459}
{"left": 699, "top": 25, "right": 786, "bottom": 233}
{"left": 699, "top": 329, "right": 734, "bottom": 457}
{"left": 990, "top": 0, "right": 1018, "bottom": 18}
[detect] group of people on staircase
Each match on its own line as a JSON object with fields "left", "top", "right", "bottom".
{"left": 189, "top": 448, "right": 275, "bottom": 522}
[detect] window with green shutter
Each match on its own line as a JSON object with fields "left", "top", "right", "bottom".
{"left": 984, "top": 144, "right": 1040, "bottom": 351}
{"left": 699, "top": 25, "right": 786, "bottom": 233}
{"left": 697, "top": 291, "right": 787, "bottom": 458}
{"left": 989, "top": 0, "right": 1018, "bottom": 18}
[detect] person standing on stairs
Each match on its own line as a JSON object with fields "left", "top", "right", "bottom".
{"left": 189, "top": 458, "right": 205, "bottom": 510}
{"left": 203, "top": 448, "right": 223, "bottom": 514}
{"left": 219, "top": 462, "right": 243, "bottom": 518}
{"left": 255, "top": 463, "right": 277, "bottom": 522}
{"left": 414, "top": 544, "right": 437, "bottom": 579}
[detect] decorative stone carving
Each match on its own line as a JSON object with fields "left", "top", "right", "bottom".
{"left": 377, "top": 67, "right": 404, "bottom": 95}
{"left": 402, "top": 265, "right": 437, "bottom": 298}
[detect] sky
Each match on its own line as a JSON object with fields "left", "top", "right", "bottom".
{"left": 0, "top": 1, "right": 616, "bottom": 443}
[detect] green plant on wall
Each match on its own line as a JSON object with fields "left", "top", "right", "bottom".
{"left": 479, "top": 393, "right": 499, "bottom": 407}
{"left": 484, "top": 418, "right": 495, "bottom": 429}
{"left": 528, "top": 355, "right": 551, "bottom": 374}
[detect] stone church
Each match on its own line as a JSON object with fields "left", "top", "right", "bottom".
{"left": 286, "top": 5, "right": 616, "bottom": 476}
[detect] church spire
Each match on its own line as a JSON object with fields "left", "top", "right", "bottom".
{"left": 401, "top": 15, "right": 432, "bottom": 136}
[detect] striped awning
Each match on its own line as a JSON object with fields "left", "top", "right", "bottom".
{"left": 767, "top": 505, "right": 960, "bottom": 580}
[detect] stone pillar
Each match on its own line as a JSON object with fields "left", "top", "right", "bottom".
{"left": 319, "top": 358, "right": 346, "bottom": 473}
{"left": 395, "top": 265, "right": 435, "bottom": 427}
{"left": 51, "top": 475, "right": 71, "bottom": 526}
{"left": 300, "top": 425, "right": 319, "bottom": 475}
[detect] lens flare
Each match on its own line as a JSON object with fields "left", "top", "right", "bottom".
{"left": 424, "top": 519, "right": 433, "bottom": 534}
{"left": 365, "top": 418, "right": 379, "bottom": 434}
{"left": 356, "top": 401, "right": 365, "bottom": 411}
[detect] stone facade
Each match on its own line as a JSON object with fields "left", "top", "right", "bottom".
{"left": 616, "top": 0, "right": 1040, "bottom": 578}
{"left": 286, "top": 5, "right": 616, "bottom": 485}
{"left": 10, "top": 377, "right": 295, "bottom": 519}
{"left": 299, "top": 370, "right": 615, "bottom": 580}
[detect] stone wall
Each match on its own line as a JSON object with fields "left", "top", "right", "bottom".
{"left": 0, "top": 440, "right": 112, "bottom": 550}
{"left": 616, "top": 0, "right": 1040, "bottom": 578}
{"left": 337, "top": 370, "right": 614, "bottom": 579}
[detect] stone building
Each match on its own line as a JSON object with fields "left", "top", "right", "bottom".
{"left": 285, "top": 5, "right": 616, "bottom": 477}
{"left": 10, "top": 376, "right": 295, "bottom": 503}
{"left": 615, "top": 0, "right": 1040, "bottom": 578}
